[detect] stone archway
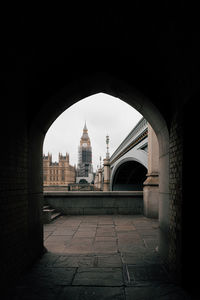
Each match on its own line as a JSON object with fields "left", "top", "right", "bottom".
{"left": 29, "top": 72, "right": 169, "bottom": 263}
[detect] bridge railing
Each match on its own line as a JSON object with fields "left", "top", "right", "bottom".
{"left": 110, "top": 117, "right": 148, "bottom": 162}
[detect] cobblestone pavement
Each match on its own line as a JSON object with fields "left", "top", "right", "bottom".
{"left": 8, "top": 215, "right": 192, "bottom": 299}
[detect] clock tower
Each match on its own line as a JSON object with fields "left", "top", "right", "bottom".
{"left": 77, "top": 122, "right": 93, "bottom": 182}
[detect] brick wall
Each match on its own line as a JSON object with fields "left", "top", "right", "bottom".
{"left": 0, "top": 109, "right": 43, "bottom": 289}
{"left": 168, "top": 110, "right": 183, "bottom": 281}
{"left": 0, "top": 117, "right": 28, "bottom": 287}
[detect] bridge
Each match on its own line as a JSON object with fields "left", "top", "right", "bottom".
{"left": 94, "top": 117, "right": 159, "bottom": 218}
{"left": 109, "top": 117, "right": 148, "bottom": 191}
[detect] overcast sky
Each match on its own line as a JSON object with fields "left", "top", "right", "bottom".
{"left": 43, "top": 93, "right": 142, "bottom": 171}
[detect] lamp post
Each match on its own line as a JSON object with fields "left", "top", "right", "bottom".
{"left": 103, "top": 135, "right": 110, "bottom": 191}
{"left": 106, "top": 135, "right": 110, "bottom": 159}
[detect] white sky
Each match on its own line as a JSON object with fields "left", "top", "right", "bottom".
{"left": 43, "top": 93, "right": 142, "bottom": 171}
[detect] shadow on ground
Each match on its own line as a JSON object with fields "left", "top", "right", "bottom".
{"left": 8, "top": 215, "right": 191, "bottom": 299}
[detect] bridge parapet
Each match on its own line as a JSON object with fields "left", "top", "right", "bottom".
{"left": 110, "top": 117, "right": 148, "bottom": 165}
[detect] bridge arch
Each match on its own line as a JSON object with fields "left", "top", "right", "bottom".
{"left": 111, "top": 159, "right": 147, "bottom": 191}
{"left": 110, "top": 155, "right": 147, "bottom": 190}
{"left": 29, "top": 72, "right": 169, "bottom": 261}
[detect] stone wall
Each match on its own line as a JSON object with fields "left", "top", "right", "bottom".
{"left": 44, "top": 191, "right": 143, "bottom": 215}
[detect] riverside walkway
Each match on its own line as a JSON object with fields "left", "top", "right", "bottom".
{"left": 8, "top": 215, "right": 191, "bottom": 299}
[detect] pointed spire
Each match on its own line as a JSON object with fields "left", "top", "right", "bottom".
{"left": 80, "top": 121, "right": 91, "bottom": 146}
{"left": 83, "top": 121, "right": 87, "bottom": 132}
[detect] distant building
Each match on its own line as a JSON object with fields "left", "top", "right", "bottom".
{"left": 76, "top": 122, "right": 94, "bottom": 183}
{"left": 43, "top": 153, "right": 76, "bottom": 188}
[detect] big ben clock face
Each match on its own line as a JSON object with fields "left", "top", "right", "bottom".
{"left": 83, "top": 143, "right": 87, "bottom": 147}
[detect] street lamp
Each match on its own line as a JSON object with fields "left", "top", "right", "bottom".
{"left": 106, "top": 135, "right": 110, "bottom": 159}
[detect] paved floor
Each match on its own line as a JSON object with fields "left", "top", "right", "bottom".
{"left": 8, "top": 215, "right": 191, "bottom": 299}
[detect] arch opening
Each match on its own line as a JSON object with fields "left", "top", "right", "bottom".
{"left": 112, "top": 160, "right": 147, "bottom": 191}
{"left": 79, "top": 179, "right": 88, "bottom": 184}
{"left": 29, "top": 73, "right": 169, "bottom": 265}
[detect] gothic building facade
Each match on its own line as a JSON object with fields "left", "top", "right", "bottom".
{"left": 43, "top": 153, "right": 76, "bottom": 188}
{"left": 76, "top": 122, "right": 94, "bottom": 183}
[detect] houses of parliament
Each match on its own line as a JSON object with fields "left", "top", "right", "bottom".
{"left": 43, "top": 152, "right": 76, "bottom": 187}
{"left": 43, "top": 123, "right": 93, "bottom": 188}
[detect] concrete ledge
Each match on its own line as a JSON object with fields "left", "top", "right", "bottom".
{"left": 44, "top": 191, "right": 143, "bottom": 215}
{"left": 44, "top": 191, "right": 143, "bottom": 196}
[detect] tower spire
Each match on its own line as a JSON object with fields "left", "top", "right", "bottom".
{"left": 83, "top": 121, "right": 87, "bottom": 131}
{"left": 80, "top": 121, "right": 90, "bottom": 146}
{"left": 77, "top": 122, "right": 93, "bottom": 180}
